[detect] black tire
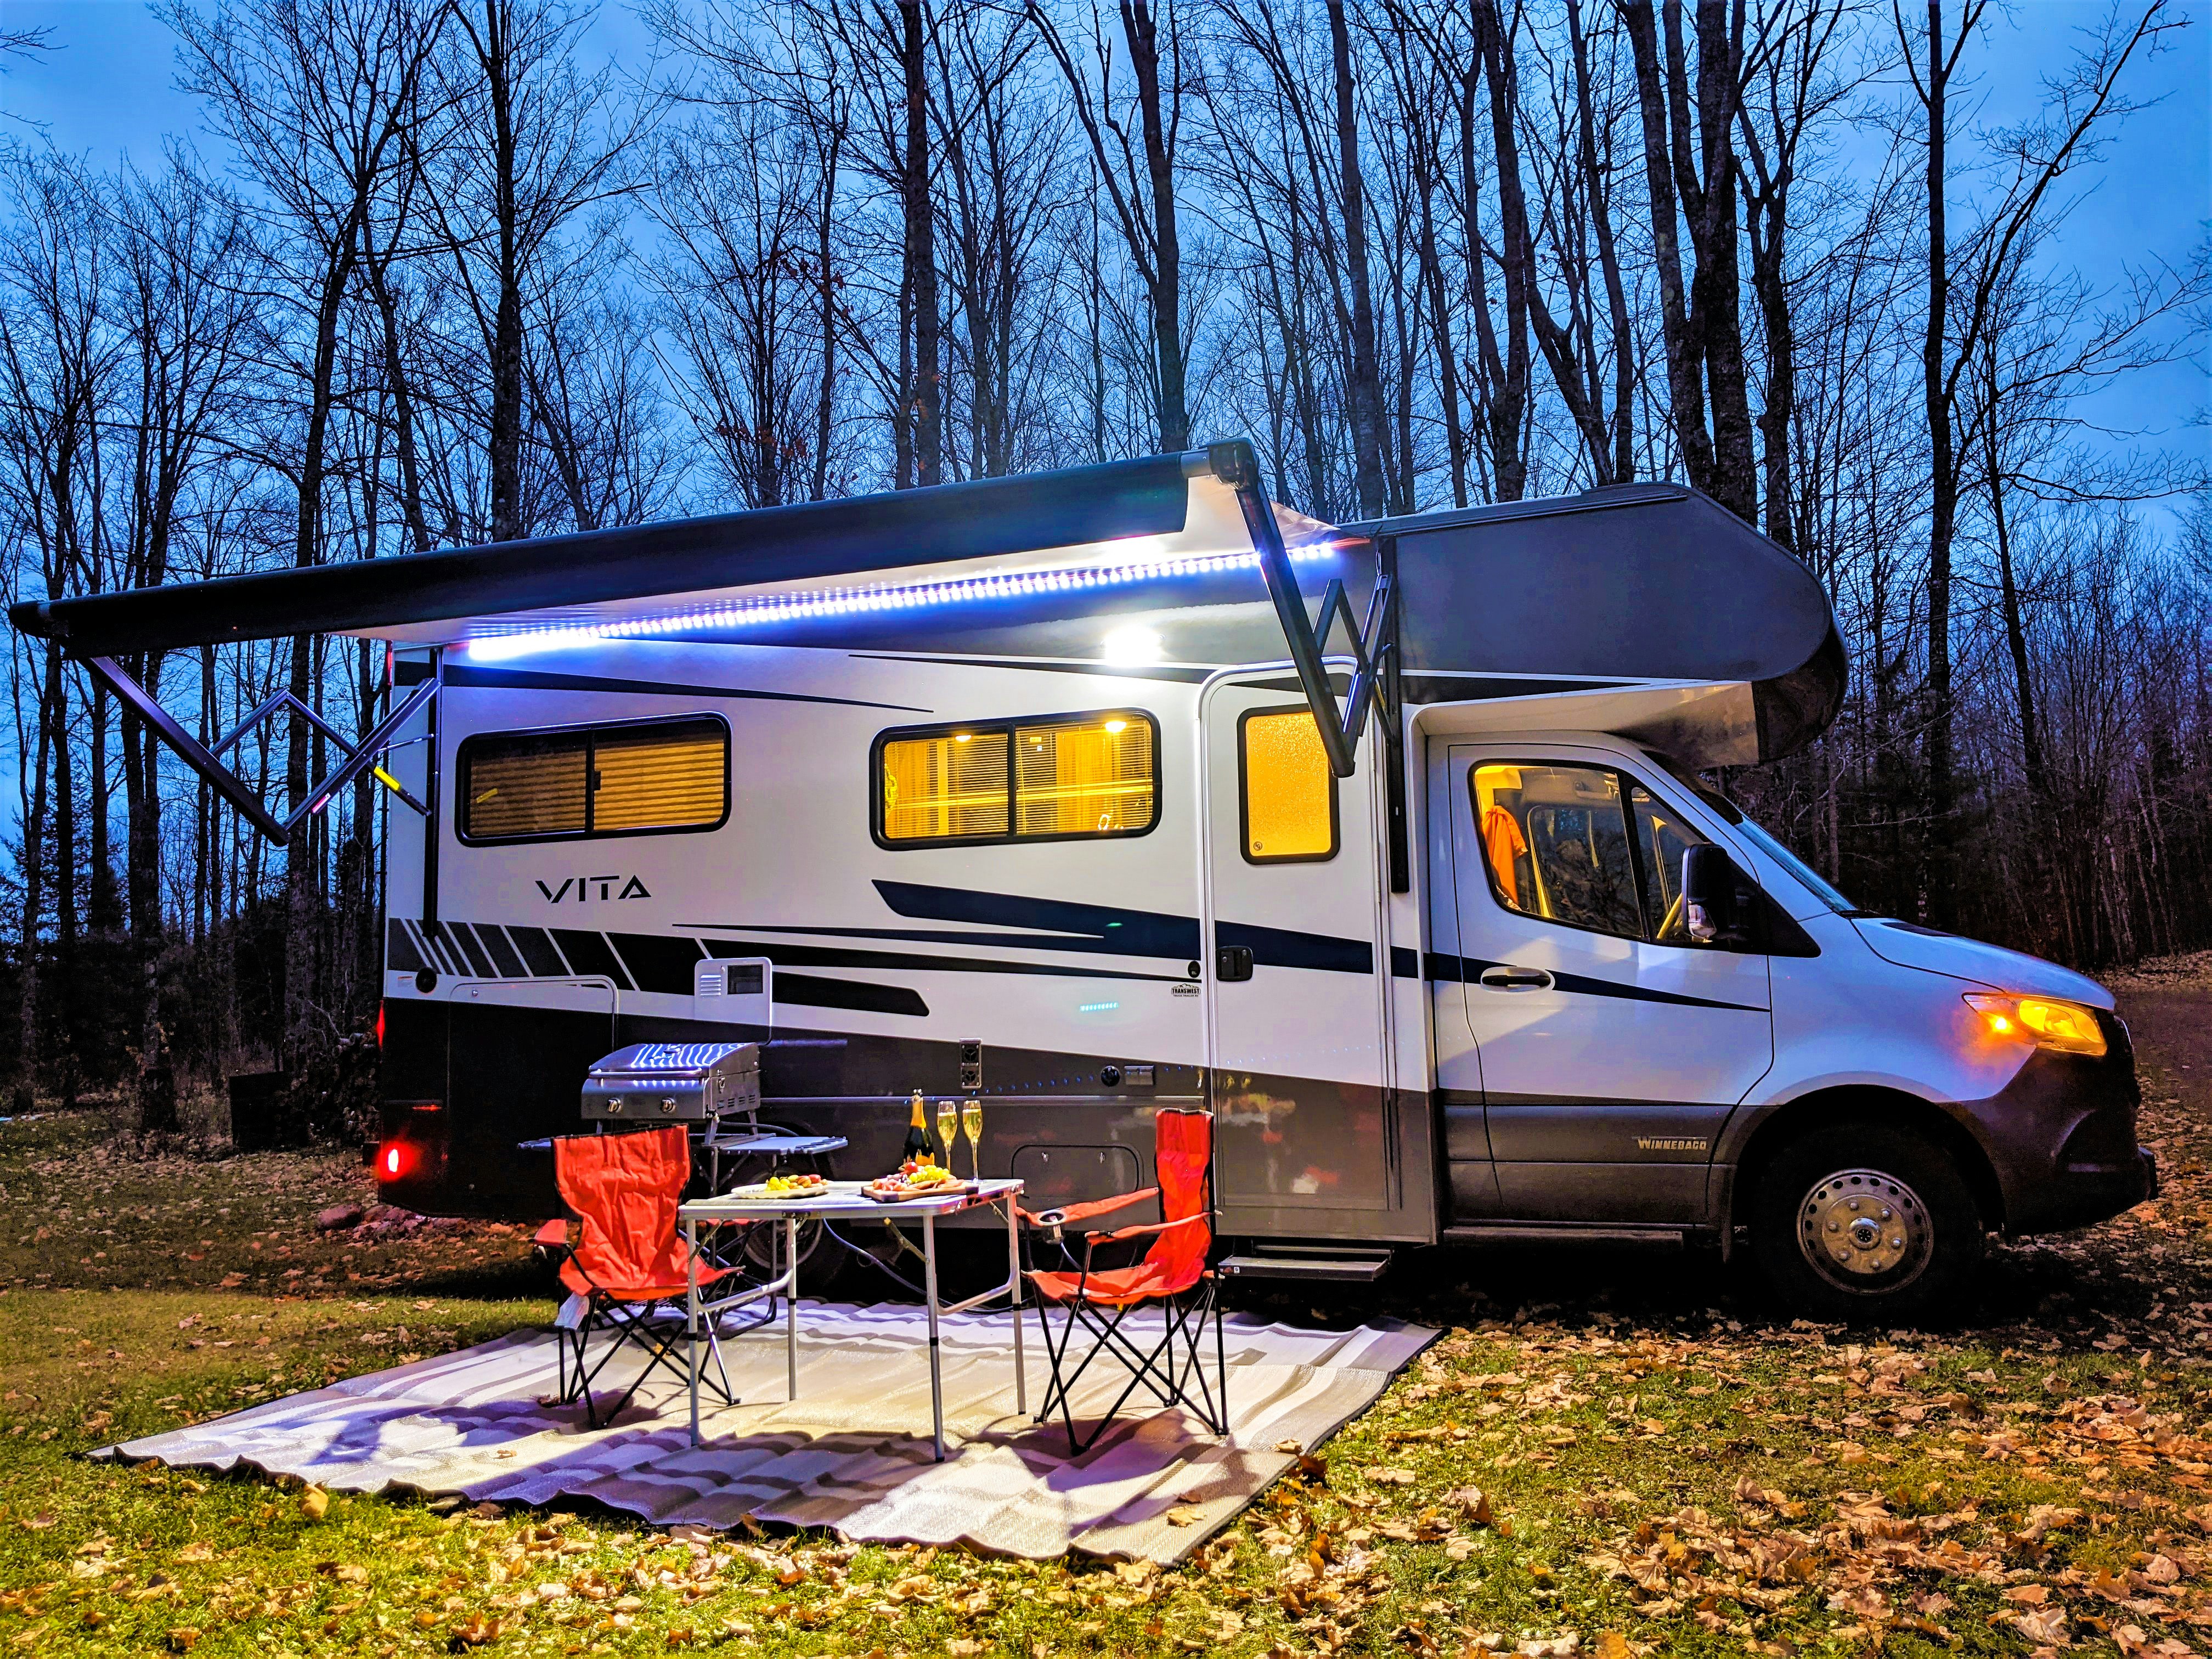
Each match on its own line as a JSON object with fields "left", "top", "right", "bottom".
{"left": 1748, "top": 1120, "right": 1984, "bottom": 1322}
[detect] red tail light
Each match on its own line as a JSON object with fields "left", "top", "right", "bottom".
{"left": 375, "top": 1002, "right": 385, "bottom": 1049}
{"left": 378, "top": 1140, "right": 416, "bottom": 1182}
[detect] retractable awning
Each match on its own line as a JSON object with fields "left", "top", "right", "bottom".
{"left": 9, "top": 443, "right": 1391, "bottom": 844}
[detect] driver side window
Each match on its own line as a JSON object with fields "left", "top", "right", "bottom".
{"left": 1470, "top": 763, "right": 1710, "bottom": 945}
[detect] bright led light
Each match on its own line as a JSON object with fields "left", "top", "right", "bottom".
{"left": 1103, "top": 718, "right": 1128, "bottom": 733}
{"left": 1102, "top": 625, "right": 1164, "bottom": 665}
{"left": 459, "top": 538, "right": 1342, "bottom": 662}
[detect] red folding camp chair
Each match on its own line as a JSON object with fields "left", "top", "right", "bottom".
{"left": 1022, "top": 1108, "right": 1227, "bottom": 1454}
{"left": 532, "top": 1126, "right": 735, "bottom": 1429}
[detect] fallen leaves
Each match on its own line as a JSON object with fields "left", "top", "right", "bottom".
{"left": 298, "top": 1485, "right": 330, "bottom": 1521}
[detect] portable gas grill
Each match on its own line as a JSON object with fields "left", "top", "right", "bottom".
{"left": 578, "top": 1041, "right": 844, "bottom": 1192}
{"left": 580, "top": 1041, "right": 761, "bottom": 1121}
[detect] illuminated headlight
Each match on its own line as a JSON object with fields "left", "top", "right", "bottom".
{"left": 1963, "top": 992, "right": 2108, "bottom": 1058}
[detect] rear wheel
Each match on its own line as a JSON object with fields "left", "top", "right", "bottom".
{"left": 1749, "top": 1121, "right": 1984, "bottom": 1322}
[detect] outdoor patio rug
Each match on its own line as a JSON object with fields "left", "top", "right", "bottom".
{"left": 96, "top": 1302, "right": 1436, "bottom": 1561}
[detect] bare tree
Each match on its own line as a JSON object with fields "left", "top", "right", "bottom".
{"left": 1027, "top": 0, "right": 1192, "bottom": 452}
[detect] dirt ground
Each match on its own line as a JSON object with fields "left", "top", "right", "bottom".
{"left": 0, "top": 969, "right": 2207, "bottom": 1658}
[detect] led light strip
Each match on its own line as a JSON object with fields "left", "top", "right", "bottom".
{"left": 465, "top": 541, "right": 1338, "bottom": 662}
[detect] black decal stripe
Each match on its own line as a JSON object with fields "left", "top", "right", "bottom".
{"left": 693, "top": 922, "right": 1191, "bottom": 960}
{"left": 849, "top": 652, "right": 1214, "bottom": 684}
{"left": 771, "top": 973, "right": 928, "bottom": 1018}
{"left": 550, "top": 929, "right": 633, "bottom": 990}
{"left": 873, "top": 881, "right": 1201, "bottom": 960}
{"left": 415, "top": 921, "right": 462, "bottom": 975}
{"left": 444, "top": 663, "right": 927, "bottom": 713}
{"left": 1391, "top": 946, "right": 1420, "bottom": 979}
{"left": 509, "top": 926, "right": 568, "bottom": 977}
{"left": 458, "top": 924, "right": 505, "bottom": 978}
{"left": 609, "top": 932, "right": 704, "bottom": 995}
{"left": 477, "top": 925, "right": 529, "bottom": 979}
{"left": 1217, "top": 920, "right": 1372, "bottom": 975}
{"left": 436, "top": 922, "right": 496, "bottom": 978}
{"left": 702, "top": 937, "right": 1184, "bottom": 983}
{"left": 386, "top": 921, "right": 426, "bottom": 974}
{"left": 1425, "top": 949, "right": 1764, "bottom": 1013}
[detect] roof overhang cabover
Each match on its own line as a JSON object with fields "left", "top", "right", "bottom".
{"left": 12, "top": 443, "right": 1391, "bottom": 842}
{"left": 1350, "top": 483, "right": 1845, "bottom": 766}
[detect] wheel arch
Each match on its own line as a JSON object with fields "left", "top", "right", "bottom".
{"left": 1728, "top": 1086, "right": 2005, "bottom": 1234}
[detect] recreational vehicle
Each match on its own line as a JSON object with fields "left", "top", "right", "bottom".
{"left": 15, "top": 443, "right": 2152, "bottom": 1318}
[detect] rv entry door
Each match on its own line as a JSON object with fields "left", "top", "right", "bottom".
{"left": 1201, "top": 674, "right": 1413, "bottom": 1240}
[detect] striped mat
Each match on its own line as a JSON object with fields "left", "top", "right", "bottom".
{"left": 99, "top": 1302, "right": 1435, "bottom": 1561}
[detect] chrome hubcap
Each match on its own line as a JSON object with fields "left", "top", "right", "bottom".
{"left": 1798, "top": 1169, "right": 1929, "bottom": 1289}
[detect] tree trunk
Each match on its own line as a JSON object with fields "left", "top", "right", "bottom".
{"left": 485, "top": 0, "right": 525, "bottom": 541}
{"left": 1921, "top": 0, "right": 1957, "bottom": 922}
{"left": 285, "top": 246, "right": 355, "bottom": 1067}
{"left": 1328, "top": 2, "right": 1387, "bottom": 517}
{"left": 1125, "top": 1, "right": 1187, "bottom": 452}
{"left": 14, "top": 642, "right": 58, "bottom": 1113}
{"left": 901, "top": 0, "right": 942, "bottom": 486}
{"left": 1621, "top": 0, "right": 1713, "bottom": 493}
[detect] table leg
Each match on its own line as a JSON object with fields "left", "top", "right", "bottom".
{"left": 686, "top": 1218, "right": 702, "bottom": 1448}
{"left": 785, "top": 1215, "right": 799, "bottom": 1401}
{"left": 1005, "top": 1195, "right": 1026, "bottom": 1417}
{"left": 924, "top": 1211, "right": 944, "bottom": 1462}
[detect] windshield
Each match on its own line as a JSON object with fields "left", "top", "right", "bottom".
{"left": 1734, "top": 817, "right": 1860, "bottom": 916}
{"left": 1643, "top": 749, "right": 1863, "bottom": 915}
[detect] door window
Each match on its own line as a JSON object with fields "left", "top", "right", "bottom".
{"left": 1470, "top": 763, "right": 1710, "bottom": 945}
{"left": 1239, "top": 708, "right": 1338, "bottom": 862}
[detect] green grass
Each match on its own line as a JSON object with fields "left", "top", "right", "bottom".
{"left": 0, "top": 1001, "right": 2207, "bottom": 1658}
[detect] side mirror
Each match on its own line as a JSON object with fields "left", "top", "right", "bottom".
{"left": 1682, "top": 844, "right": 1756, "bottom": 948}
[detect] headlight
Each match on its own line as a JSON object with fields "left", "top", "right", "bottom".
{"left": 1963, "top": 992, "right": 2107, "bottom": 1058}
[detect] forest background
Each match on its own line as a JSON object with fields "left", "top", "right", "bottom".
{"left": 0, "top": 0, "right": 2205, "bottom": 1121}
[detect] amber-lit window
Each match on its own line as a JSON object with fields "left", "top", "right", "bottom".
{"left": 881, "top": 729, "right": 1013, "bottom": 841}
{"left": 1469, "top": 761, "right": 1708, "bottom": 943}
{"left": 876, "top": 711, "right": 1158, "bottom": 847}
{"left": 458, "top": 715, "right": 728, "bottom": 844}
{"left": 1239, "top": 707, "right": 1337, "bottom": 863}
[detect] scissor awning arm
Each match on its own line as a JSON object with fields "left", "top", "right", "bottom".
{"left": 82, "top": 654, "right": 434, "bottom": 846}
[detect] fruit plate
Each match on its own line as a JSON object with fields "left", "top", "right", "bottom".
{"left": 721, "top": 1178, "right": 862, "bottom": 1201}
{"left": 861, "top": 1178, "right": 979, "bottom": 1204}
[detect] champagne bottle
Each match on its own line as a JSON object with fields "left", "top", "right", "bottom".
{"left": 903, "top": 1090, "right": 934, "bottom": 1165}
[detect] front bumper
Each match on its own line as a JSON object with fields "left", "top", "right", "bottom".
{"left": 1960, "top": 1011, "right": 2150, "bottom": 1235}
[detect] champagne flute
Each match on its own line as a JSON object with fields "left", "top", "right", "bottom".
{"left": 961, "top": 1097, "right": 984, "bottom": 1182}
{"left": 935, "top": 1099, "right": 960, "bottom": 1172}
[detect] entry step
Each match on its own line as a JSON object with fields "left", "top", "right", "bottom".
{"left": 1221, "top": 1248, "right": 1393, "bottom": 1284}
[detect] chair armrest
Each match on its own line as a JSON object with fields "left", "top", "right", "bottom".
{"left": 1093, "top": 1212, "right": 1206, "bottom": 1248}
{"left": 529, "top": 1220, "right": 572, "bottom": 1269}
{"left": 1049, "top": 1187, "right": 1159, "bottom": 1228}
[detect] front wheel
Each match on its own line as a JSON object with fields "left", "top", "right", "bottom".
{"left": 1748, "top": 1121, "right": 1984, "bottom": 1322}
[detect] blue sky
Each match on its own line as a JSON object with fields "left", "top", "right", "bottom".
{"left": 2, "top": 0, "right": 2207, "bottom": 474}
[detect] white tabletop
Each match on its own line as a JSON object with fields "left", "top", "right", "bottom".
{"left": 679, "top": 1177, "right": 1023, "bottom": 1223}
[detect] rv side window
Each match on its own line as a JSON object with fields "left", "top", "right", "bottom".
{"left": 875, "top": 710, "right": 1157, "bottom": 847}
{"left": 1240, "top": 707, "right": 1338, "bottom": 863}
{"left": 1470, "top": 762, "right": 1710, "bottom": 944}
{"left": 458, "top": 715, "right": 729, "bottom": 844}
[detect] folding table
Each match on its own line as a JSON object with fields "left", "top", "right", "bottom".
{"left": 676, "top": 1177, "right": 1026, "bottom": 1461}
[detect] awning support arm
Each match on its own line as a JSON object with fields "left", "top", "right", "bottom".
{"left": 1203, "top": 440, "right": 1396, "bottom": 778}
{"left": 82, "top": 653, "right": 433, "bottom": 846}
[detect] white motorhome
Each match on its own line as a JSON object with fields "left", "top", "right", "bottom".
{"left": 19, "top": 444, "right": 2151, "bottom": 1317}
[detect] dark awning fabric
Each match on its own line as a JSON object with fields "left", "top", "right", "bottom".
{"left": 11, "top": 454, "right": 1198, "bottom": 658}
